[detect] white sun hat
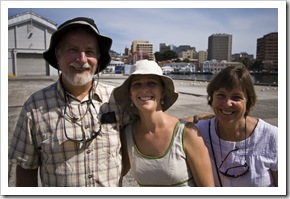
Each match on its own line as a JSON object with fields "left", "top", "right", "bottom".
{"left": 113, "top": 59, "right": 178, "bottom": 115}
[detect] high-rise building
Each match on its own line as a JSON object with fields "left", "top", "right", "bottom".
{"left": 159, "top": 43, "right": 170, "bottom": 53}
{"left": 131, "top": 40, "right": 154, "bottom": 63}
{"left": 256, "top": 32, "right": 278, "bottom": 72}
{"left": 159, "top": 43, "right": 176, "bottom": 53}
{"left": 208, "top": 33, "right": 232, "bottom": 62}
{"left": 124, "top": 47, "right": 130, "bottom": 56}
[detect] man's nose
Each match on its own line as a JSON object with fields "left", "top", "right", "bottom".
{"left": 77, "top": 52, "right": 88, "bottom": 63}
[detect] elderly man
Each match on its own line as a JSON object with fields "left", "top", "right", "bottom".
{"left": 9, "top": 17, "right": 126, "bottom": 187}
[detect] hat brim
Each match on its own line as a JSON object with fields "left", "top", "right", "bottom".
{"left": 43, "top": 21, "right": 112, "bottom": 73}
{"left": 114, "top": 74, "right": 178, "bottom": 116}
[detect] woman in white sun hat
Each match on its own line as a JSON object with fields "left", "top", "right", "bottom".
{"left": 114, "top": 59, "right": 214, "bottom": 186}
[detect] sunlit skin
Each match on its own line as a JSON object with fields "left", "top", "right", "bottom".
{"left": 55, "top": 28, "right": 100, "bottom": 100}
{"left": 130, "top": 75, "right": 164, "bottom": 115}
{"left": 126, "top": 74, "right": 214, "bottom": 186}
{"left": 211, "top": 87, "right": 250, "bottom": 141}
{"left": 212, "top": 87, "right": 247, "bottom": 124}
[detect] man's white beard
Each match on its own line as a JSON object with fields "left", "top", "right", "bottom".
{"left": 62, "top": 72, "right": 94, "bottom": 86}
{"left": 62, "top": 62, "right": 95, "bottom": 86}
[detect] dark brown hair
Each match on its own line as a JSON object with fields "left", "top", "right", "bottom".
{"left": 207, "top": 65, "right": 257, "bottom": 116}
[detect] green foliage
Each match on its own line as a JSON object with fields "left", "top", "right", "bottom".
{"left": 154, "top": 50, "right": 178, "bottom": 62}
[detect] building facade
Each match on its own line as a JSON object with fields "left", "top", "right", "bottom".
{"left": 178, "top": 48, "right": 197, "bottom": 60}
{"left": 197, "top": 50, "right": 208, "bottom": 69}
{"left": 208, "top": 33, "right": 232, "bottom": 62}
{"left": 159, "top": 43, "right": 176, "bottom": 53}
{"left": 202, "top": 59, "right": 243, "bottom": 74}
{"left": 8, "top": 11, "right": 58, "bottom": 76}
{"left": 232, "top": 52, "right": 254, "bottom": 68}
{"left": 130, "top": 40, "right": 154, "bottom": 63}
{"left": 256, "top": 32, "right": 278, "bottom": 72}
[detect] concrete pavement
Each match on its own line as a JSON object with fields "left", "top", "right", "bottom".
{"left": 7, "top": 74, "right": 279, "bottom": 187}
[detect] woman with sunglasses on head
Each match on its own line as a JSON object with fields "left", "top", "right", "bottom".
{"left": 186, "top": 65, "right": 278, "bottom": 187}
{"left": 114, "top": 60, "right": 214, "bottom": 187}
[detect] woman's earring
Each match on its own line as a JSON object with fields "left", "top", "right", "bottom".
{"left": 161, "top": 99, "right": 164, "bottom": 105}
{"left": 130, "top": 101, "right": 134, "bottom": 107}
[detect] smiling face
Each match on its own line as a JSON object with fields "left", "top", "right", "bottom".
{"left": 207, "top": 66, "right": 257, "bottom": 116}
{"left": 55, "top": 27, "right": 100, "bottom": 87}
{"left": 129, "top": 75, "right": 164, "bottom": 114}
{"left": 211, "top": 87, "right": 247, "bottom": 124}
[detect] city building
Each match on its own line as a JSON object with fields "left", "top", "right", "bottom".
{"left": 8, "top": 11, "right": 58, "bottom": 76}
{"left": 159, "top": 43, "right": 176, "bottom": 53}
{"left": 178, "top": 48, "right": 197, "bottom": 60}
{"left": 130, "top": 40, "right": 154, "bottom": 63}
{"left": 163, "top": 62, "right": 196, "bottom": 74}
{"left": 124, "top": 47, "right": 130, "bottom": 56}
{"left": 175, "top": 45, "right": 193, "bottom": 55}
{"left": 208, "top": 33, "right": 232, "bottom": 62}
{"left": 202, "top": 59, "right": 243, "bottom": 74}
{"left": 232, "top": 52, "right": 254, "bottom": 68}
{"left": 256, "top": 32, "right": 278, "bottom": 72}
{"left": 232, "top": 52, "right": 254, "bottom": 60}
{"left": 197, "top": 50, "right": 208, "bottom": 70}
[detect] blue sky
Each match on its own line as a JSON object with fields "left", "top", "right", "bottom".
{"left": 7, "top": 2, "right": 279, "bottom": 57}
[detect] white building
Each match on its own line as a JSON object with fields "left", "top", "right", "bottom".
{"left": 8, "top": 12, "right": 58, "bottom": 76}
{"left": 202, "top": 59, "right": 244, "bottom": 74}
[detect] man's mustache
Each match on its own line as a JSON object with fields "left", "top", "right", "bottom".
{"left": 70, "top": 62, "right": 91, "bottom": 71}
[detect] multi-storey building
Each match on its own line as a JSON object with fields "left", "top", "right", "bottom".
{"left": 232, "top": 52, "right": 254, "bottom": 68}
{"left": 159, "top": 43, "right": 175, "bottom": 53}
{"left": 197, "top": 50, "right": 208, "bottom": 69}
{"left": 8, "top": 11, "right": 57, "bottom": 76}
{"left": 178, "top": 48, "right": 197, "bottom": 60}
{"left": 202, "top": 59, "right": 243, "bottom": 74}
{"left": 131, "top": 40, "right": 154, "bottom": 63}
{"left": 256, "top": 32, "right": 278, "bottom": 72}
{"left": 124, "top": 47, "right": 130, "bottom": 56}
{"left": 208, "top": 33, "right": 232, "bottom": 62}
{"left": 175, "top": 45, "right": 193, "bottom": 55}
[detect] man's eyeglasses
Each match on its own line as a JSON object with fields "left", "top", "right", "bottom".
{"left": 63, "top": 97, "right": 102, "bottom": 143}
{"left": 218, "top": 147, "right": 250, "bottom": 178}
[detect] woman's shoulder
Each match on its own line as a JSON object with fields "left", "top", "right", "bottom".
{"left": 194, "top": 118, "right": 214, "bottom": 133}
{"left": 252, "top": 118, "right": 278, "bottom": 146}
{"left": 182, "top": 118, "right": 213, "bottom": 138}
{"left": 256, "top": 118, "right": 278, "bottom": 135}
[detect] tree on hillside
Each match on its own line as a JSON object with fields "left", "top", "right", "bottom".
{"left": 154, "top": 52, "right": 163, "bottom": 62}
{"left": 154, "top": 50, "right": 178, "bottom": 62}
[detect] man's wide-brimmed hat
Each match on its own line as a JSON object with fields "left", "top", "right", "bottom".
{"left": 43, "top": 17, "right": 112, "bottom": 73}
{"left": 114, "top": 59, "right": 178, "bottom": 115}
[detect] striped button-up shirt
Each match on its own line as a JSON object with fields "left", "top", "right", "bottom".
{"left": 9, "top": 79, "right": 126, "bottom": 187}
